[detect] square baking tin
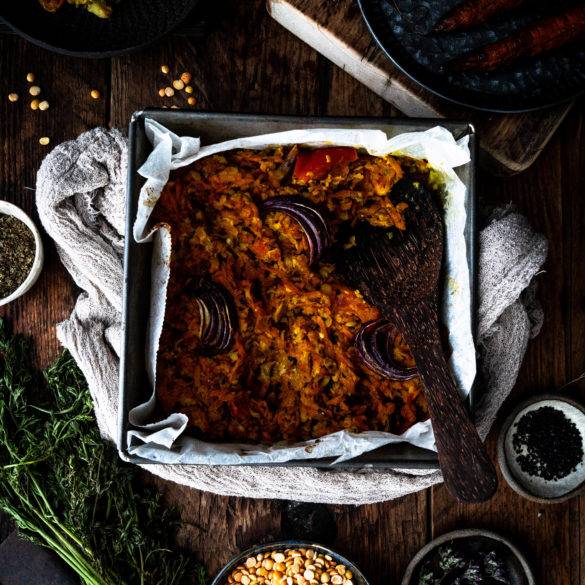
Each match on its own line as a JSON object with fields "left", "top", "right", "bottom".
{"left": 118, "top": 110, "right": 477, "bottom": 469}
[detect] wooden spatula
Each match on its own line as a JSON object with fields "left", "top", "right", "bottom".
{"left": 337, "top": 179, "right": 497, "bottom": 503}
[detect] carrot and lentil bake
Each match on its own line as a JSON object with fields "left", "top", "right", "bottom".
{"left": 153, "top": 145, "right": 432, "bottom": 444}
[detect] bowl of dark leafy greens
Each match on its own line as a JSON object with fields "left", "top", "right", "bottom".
{"left": 401, "top": 529, "right": 535, "bottom": 585}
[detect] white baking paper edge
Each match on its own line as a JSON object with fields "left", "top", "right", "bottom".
{"left": 126, "top": 118, "right": 476, "bottom": 465}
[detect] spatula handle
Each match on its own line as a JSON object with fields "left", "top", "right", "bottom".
{"left": 393, "top": 303, "right": 498, "bottom": 503}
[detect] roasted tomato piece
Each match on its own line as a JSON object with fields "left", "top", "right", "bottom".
{"left": 293, "top": 147, "right": 358, "bottom": 182}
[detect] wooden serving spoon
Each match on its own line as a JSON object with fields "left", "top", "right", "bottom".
{"left": 337, "top": 179, "right": 497, "bottom": 503}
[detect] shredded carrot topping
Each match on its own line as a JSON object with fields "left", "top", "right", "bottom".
{"left": 153, "top": 146, "right": 430, "bottom": 443}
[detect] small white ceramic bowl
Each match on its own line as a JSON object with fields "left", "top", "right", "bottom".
{"left": 0, "top": 201, "right": 44, "bottom": 307}
{"left": 497, "top": 394, "right": 585, "bottom": 503}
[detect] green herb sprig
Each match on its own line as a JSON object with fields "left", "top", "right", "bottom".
{"left": 0, "top": 320, "right": 205, "bottom": 585}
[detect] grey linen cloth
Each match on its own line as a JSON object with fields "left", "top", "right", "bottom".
{"left": 35, "top": 127, "right": 548, "bottom": 505}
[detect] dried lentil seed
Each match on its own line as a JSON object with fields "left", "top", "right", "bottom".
{"left": 161, "top": 64, "right": 170, "bottom": 74}
{"left": 90, "top": 89, "right": 101, "bottom": 99}
{"left": 164, "top": 86, "right": 175, "bottom": 97}
{"left": 39, "top": 136, "right": 50, "bottom": 145}
{"left": 30, "top": 99, "right": 40, "bottom": 110}
{"left": 172, "top": 79, "right": 185, "bottom": 90}
{"left": 38, "top": 100, "right": 49, "bottom": 111}
{"left": 26, "top": 72, "right": 35, "bottom": 82}
{"left": 180, "top": 71, "right": 192, "bottom": 83}
{"left": 29, "top": 85, "right": 41, "bottom": 96}
{"left": 8, "top": 93, "right": 18, "bottom": 102}
{"left": 0, "top": 215, "right": 35, "bottom": 298}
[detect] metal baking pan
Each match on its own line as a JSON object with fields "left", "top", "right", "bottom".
{"left": 118, "top": 109, "right": 477, "bottom": 469}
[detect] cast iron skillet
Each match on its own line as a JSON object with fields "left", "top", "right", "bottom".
{"left": 0, "top": 0, "right": 200, "bottom": 58}
{"left": 357, "top": 0, "right": 585, "bottom": 113}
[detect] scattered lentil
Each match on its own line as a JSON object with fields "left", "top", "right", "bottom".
{"left": 185, "top": 85, "right": 194, "bottom": 94}
{"left": 29, "top": 85, "right": 41, "bottom": 96}
{"left": 158, "top": 88, "right": 166, "bottom": 97}
{"left": 8, "top": 93, "right": 18, "bottom": 102}
{"left": 172, "top": 79, "right": 185, "bottom": 90}
{"left": 38, "top": 100, "right": 49, "bottom": 111}
{"left": 512, "top": 405, "right": 584, "bottom": 480}
{"left": 26, "top": 72, "right": 35, "bottom": 83}
{"left": 30, "top": 99, "right": 40, "bottom": 110}
{"left": 0, "top": 215, "right": 35, "bottom": 298}
{"left": 187, "top": 96, "right": 197, "bottom": 106}
{"left": 90, "top": 89, "right": 101, "bottom": 99}
{"left": 161, "top": 64, "right": 170, "bottom": 74}
{"left": 164, "top": 87, "right": 175, "bottom": 97}
{"left": 224, "top": 549, "right": 351, "bottom": 585}
{"left": 39, "top": 136, "right": 50, "bottom": 146}
{"left": 180, "top": 72, "right": 192, "bottom": 84}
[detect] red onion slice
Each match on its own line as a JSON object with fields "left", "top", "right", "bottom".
{"left": 355, "top": 320, "right": 418, "bottom": 381}
{"left": 263, "top": 196, "right": 331, "bottom": 264}
{"left": 192, "top": 279, "right": 238, "bottom": 355}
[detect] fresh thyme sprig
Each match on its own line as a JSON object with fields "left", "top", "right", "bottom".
{"left": 0, "top": 320, "right": 205, "bottom": 585}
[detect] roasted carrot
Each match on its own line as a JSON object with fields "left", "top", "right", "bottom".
{"left": 434, "top": 0, "right": 525, "bottom": 32}
{"left": 452, "top": 4, "right": 585, "bottom": 71}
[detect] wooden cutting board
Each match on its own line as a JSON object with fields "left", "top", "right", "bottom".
{"left": 267, "top": 0, "right": 573, "bottom": 175}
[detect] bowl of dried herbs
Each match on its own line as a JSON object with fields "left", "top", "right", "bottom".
{"left": 0, "top": 201, "right": 43, "bottom": 306}
{"left": 402, "top": 529, "right": 535, "bottom": 585}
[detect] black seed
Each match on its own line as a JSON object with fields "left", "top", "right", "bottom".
{"left": 512, "top": 405, "right": 584, "bottom": 481}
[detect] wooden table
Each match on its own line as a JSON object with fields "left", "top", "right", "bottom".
{"left": 0, "top": 1, "right": 584, "bottom": 583}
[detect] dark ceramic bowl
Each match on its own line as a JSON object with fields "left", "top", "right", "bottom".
{"left": 211, "top": 541, "right": 370, "bottom": 585}
{"left": 0, "top": 0, "right": 199, "bottom": 57}
{"left": 402, "top": 529, "right": 535, "bottom": 585}
{"left": 357, "top": 0, "right": 585, "bottom": 112}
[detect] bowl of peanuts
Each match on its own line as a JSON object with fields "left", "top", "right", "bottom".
{"left": 212, "top": 542, "right": 370, "bottom": 585}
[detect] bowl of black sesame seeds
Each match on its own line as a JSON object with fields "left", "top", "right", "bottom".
{"left": 498, "top": 395, "right": 585, "bottom": 503}
{"left": 0, "top": 201, "right": 44, "bottom": 306}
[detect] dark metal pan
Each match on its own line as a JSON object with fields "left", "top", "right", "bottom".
{"left": 118, "top": 110, "right": 477, "bottom": 469}
{"left": 358, "top": 0, "right": 585, "bottom": 113}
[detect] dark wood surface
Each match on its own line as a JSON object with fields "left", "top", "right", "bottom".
{"left": 0, "top": 1, "right": 583, "bottom": 584}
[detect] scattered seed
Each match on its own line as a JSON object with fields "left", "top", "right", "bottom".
{"left": 187, "top": 96, "right": 197, "bottom": 106}
{"left": 164, "top": 87, "right": 175, "bottom": 97}
{"left": 170, "top": 105, "right": 179, "bottom": 109}
{"left": 38, "top": 100, "right": 49, "bottom": 111}
{"left": 8, "top": 93, "right": 18, "bottom": 102}
{"left": 90, "top": 89, "right": 101, "bottom": 99}
{"left": 26, "top": 72, "right": 35, "bottom": 83}
{"left": 172, "top": 79, "right": 185, "bottom": 90}
{"left": 185, "top": 85, "right": 194, "bottom": 94}
{"left": 161, "top": 64, "right": 170, "bottom": 74}
{"left": 29, "top": 86, "right": 41, "bottom": 96}
{"left": 158, "top": 88, "right": 165, "bottom": 97}
{"left": 180, "top": 71, "right": 192, "bottom": 84}
{"left": 30, "top": 99, "right": 40, "bottom": 110}
{"left": 39, "top": 136, "right": 50, "bottom": 146}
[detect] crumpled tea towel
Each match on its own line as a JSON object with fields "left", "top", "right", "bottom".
{"left": 36, "top": 127, "right": 548, "bottom": 505}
